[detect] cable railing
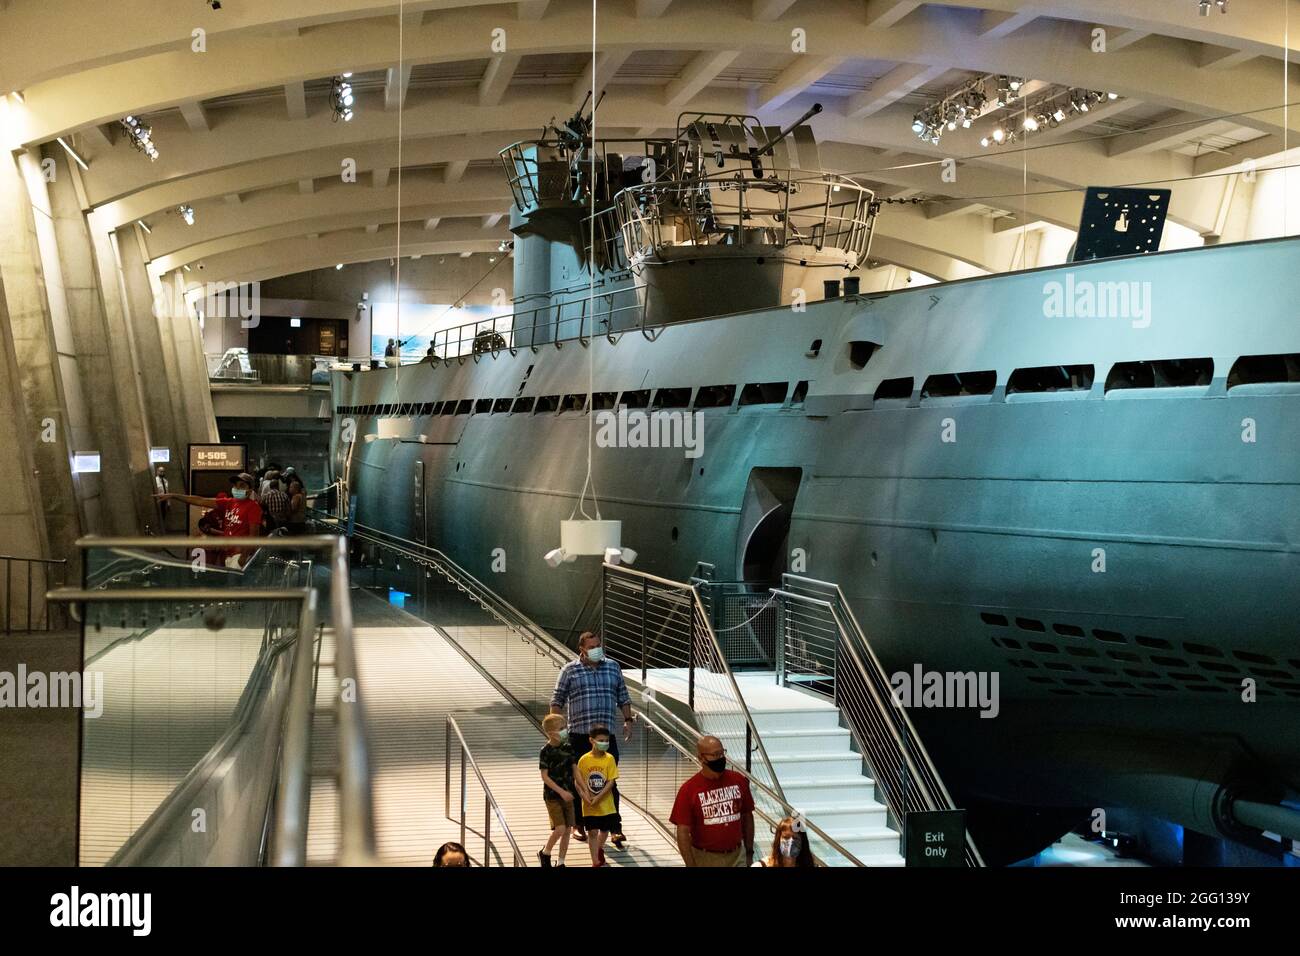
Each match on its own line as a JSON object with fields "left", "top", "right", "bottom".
{"left": 1, "top": 553, "right": 69, "bottom": 633}
{"left": 444, "top": 715, "right": 527, "bottom": 867}
{"left": 777, "top": 574, "right": 985, "bottom": 867}
{"left": 47, "top": 535, "right": 375, "bottom": 867}
{"left": 599, "top": 563, "right": 786, "bottom": 805}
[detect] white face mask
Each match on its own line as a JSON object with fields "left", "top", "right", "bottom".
{"left": 780, "top": 837, "right": 797, "bottom": 858}
{"left": 585, "top": 645, "right": 605, "bottom": 663}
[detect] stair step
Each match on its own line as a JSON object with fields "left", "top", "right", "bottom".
{"left": 714, "top": 726, "right": 852, "bottom": 755}
{"left": 747, "top": 709, "right": 843, "bottom": 732}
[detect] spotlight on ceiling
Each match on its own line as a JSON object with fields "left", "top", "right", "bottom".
{"left": 331, "top": 76, "right": 356, "bottom": 122}
{"left": 207, "top": 0, "right": 222, "bottom": 9}
{"left": 120, "top": 115, "right": 159, "bottom": 161}
{"left": 335, "top": 263, "right": 344, "bottom": 270}
{"left": 178, "top": 204, "right": 195, "bottom": 226}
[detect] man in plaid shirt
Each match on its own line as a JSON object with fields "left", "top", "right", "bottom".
{"left": 550, "top": 631, "right": 637, "bottom": 850}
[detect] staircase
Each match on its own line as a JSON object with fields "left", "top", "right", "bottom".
{"left": 641, "top": 669, "right": 904, "bottom": 866}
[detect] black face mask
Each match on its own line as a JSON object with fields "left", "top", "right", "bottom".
{"left": 705, "top": 757, "right": 727, "bottom": 773}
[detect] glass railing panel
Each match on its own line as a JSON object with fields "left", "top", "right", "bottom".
{"left": 78, "top": 595, "right": 273, "bottom": 865}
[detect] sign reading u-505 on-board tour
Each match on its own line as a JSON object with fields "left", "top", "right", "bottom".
{"left": 905, "top": 809, "right": 966, "bottom": 867}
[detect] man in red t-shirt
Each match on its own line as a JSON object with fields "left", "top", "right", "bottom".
{"left": 669, "top": 734, "right": 755, "bottom": 867}
{"left": 157, "top": 472, "right": 263, "bottom": 568}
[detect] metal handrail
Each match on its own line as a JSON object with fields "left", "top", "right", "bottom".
{"left": 779, "top": 574, "right": 986, "bottom": 867}
{"left": 109, "top": 588, "right": 315, "bottom": 866}
{"left": 633, "top": 699, "right": 865, "bottom": 866}
{"left": 273, "top": 588, "right": 320, "bottom": 866}
{"left": 444, "top": 715, "right": 527, "bottom": 867}
{"left": 1, "top": 553, "right": 68, "bottom": 633}
{"left": 319, "top": 514, "right": 569, "bottom": 660}
{"left": 50, "top": 534, "right": 376, "bottom": 867}
{"left": 602, "top": 563, "right": 788, "bottom": 805}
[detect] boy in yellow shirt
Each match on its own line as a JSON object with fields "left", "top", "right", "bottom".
{"left": 574, "top": 726, "right": 620, "bottom": 868}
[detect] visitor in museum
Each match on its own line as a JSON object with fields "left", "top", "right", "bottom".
{"left": 549, "top": 631, "right": 635, "bottom": 850}
{"left": 669, "top": 735, "right": 755, "bottom": 868}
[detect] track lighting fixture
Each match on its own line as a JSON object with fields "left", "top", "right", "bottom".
{"left": 120, "top": 115, "right": 159, "bottom": 160}
{"left": 331, "top": 76, "right": 355, "bottom": 122}
{"left": 178, "top": 204, "right": 195, "bottom": 226}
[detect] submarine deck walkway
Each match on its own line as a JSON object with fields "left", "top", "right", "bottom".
{"left": 310, "top": 590, "right": 682, "bottom": 867}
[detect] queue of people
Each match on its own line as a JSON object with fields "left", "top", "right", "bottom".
{"left": 153, "top": 461, "right": 312, "bottom": 568}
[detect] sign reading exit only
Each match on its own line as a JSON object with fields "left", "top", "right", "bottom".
{"left": 905, "top": 809, "right": 966, "bottom": 867}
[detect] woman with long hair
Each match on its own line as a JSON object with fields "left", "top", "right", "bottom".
{"left": 752, "top": 816, "right": 817, "bottom": 868}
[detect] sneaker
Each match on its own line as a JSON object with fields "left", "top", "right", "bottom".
{"left": 555, "top": 862, "right": 566, "bottom": 868}
{"left": 610, "top": 833, "right": 627, "bottom": 850}
{"left": 538, "top": 851, "right": 552, "bottom": 868}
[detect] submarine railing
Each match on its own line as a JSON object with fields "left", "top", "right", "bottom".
{"left": 775, "top": 574, "right": 986, "bottom": 867}
{"left": 309, "top": 514, "right": 867, "bottom": 862}
{"left": 47, "top": 535, "right": 375, "bottom": 866}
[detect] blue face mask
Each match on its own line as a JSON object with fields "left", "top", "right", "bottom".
{"left": 594, "top": 740, "right": 610, "bottom": 752}
{"left": 556, "top": 729, "right": 569, "bottom": 743}
{"left": 585, "top": 646, "right": 605, "bottom": 663}
{"left": 232, "top": 489, "right": 248, "bottom": 500}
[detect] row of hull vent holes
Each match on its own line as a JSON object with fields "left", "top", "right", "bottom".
{"left": 980, "top": 611, "right": 1300, "bottom": 699}
{"left": 332, "top": 354, "right": 1300, "bottom": 417}
{"left": 336, "top": 381, "right": 806, "bottom": 418}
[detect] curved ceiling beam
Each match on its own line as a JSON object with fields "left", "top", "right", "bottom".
{"left": 90, "top": 131, "right": 529, "bottom": 228}
{"left": 3, "top": 0, "right": 1296, "bottom": 97}
{"left": 140, "top": 171, "right": 509, "bottom": 258}
{"left": 175, "top": 221, "right": 512, "bottom": 286}
{"left": 9, "top": 3, "right": 1299, "bottom": 147}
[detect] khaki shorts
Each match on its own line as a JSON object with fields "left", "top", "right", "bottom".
{"left": 545, "top": 798, "right": 576, "bottom": 829}
{"left": 690, "top": 844, "right": 746, "bottom": 868}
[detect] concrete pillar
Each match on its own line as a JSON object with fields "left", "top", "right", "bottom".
{"left": 45, "top": 148, "right": 154, "bottom": 534}
{"left": 87, "top": 211, "right": 165, "bottom": 528}
{"left": 0, "top": 264, "right": 51, "bottom": 626}
{"left": 0, "top": 148, "right": 82, "bottom": 574}
{"left": 155, "top": 267, "right": 218, "bottom": 444}
{"left": 112, "top": 220, "right": 182, "bottom": 464}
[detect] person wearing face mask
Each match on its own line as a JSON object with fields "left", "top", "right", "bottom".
{"left": 549, "top": 631, "right": 635, "bottom": 850}
{"left": 574, "top": 727, "right": 620, "bottom": 867}
{"left": 156, "top": 472, "right": 263, "bottom": 568}
{"left": 538, "top": 713, "right": 577, "bottom": 868}
{"left": 753, "top": 816, "right": 817, "bottom": 868}
{"left": 669, "top": 735, "right": 755, "bottom": 867}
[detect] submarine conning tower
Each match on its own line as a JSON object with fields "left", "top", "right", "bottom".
{"left": 499, "top": 101, "right": 880, "bottom": 330}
